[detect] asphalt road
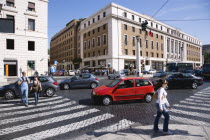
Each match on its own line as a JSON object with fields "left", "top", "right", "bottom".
{"left": 0, "top": 77, "right": 210, "bottom": 140}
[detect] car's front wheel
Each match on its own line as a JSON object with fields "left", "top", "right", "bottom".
{"left": 45, "top": 88, "right": 55, "bottom": 97}
{"left": 102, "top": 96, "right": 112, "bottom": 106}
{"left": 144, "top": 94, "right": 153, "bottom": 103}
{"left": 63, "top": 83, "right": 70, "bottom": 90}
{"left": 4, "top": 90, "right": 15, "bottom": 100}
{"left": 192, "top": 82, "right": 198, "bottom": 89}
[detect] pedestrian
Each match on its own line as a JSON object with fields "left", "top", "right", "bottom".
{"left": 153, "top": 79, "right": 173, "bottom": 135}
{"left": 30, "top": 76, "right": 42, "bottom": 106}
{"left": 18, "top": 71, "right": 30, "bottom": 107}
{"left": 34, "top": 70, "right": 39, "bottom": 76}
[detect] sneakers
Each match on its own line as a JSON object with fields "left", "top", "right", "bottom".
{"left": 163, "top": 130, "right": 173, "bottom": 135}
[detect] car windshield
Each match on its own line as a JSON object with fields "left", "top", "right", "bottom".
{"left": 107, "top": 79, "right": 122, "bottom": 87}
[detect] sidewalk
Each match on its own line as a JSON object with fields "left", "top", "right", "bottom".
{"left": 90, "top": 124, "right": 210, "bottom": 140}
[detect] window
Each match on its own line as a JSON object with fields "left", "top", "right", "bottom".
{"left": 146, "top": 52, "right": 148, "bottom": 57}
{"left": 98, "top": 27, "right": 100, "bottom": 32}
{"left": 151, "top": 52, "right": 154, "bottom": 57}
{"left": 124, "top": 24, "right": 127, "bottom": 30}
{"left": 83, "top": 74, "right": 91, "bottom": 79}
{"left": 6, "top": 0, "right": 14, "bottom": 7}
{"left": 125, "top": 49, "right": 128, "bottom": 55}
{"left": 98, "top": 15, "right": 100, "bottom": 20}
{"left": 161, "top": 35, "right": 163, "bottom": 40}
{"left": 162, "top": 54, "right": 163, "bottom": 58}
{"left": 103, "top": 35, "right": 107, "bottom": 45}
{"left": 92, "top": 38, "right": 95, "bottom": 47}
{"left": 88, "top": 31, "right": 90, "bottom": 36}
{"left": 139, "top": 18, "right": 141, "bottom": 22}
{"left": 118, "top": 80, "right": 134, "bottom": 88}
{"left": 132, "top": 15, "right": 135, "bottom": 20}
{"left": 88, "top": 21, "right": 90, "bottom": 26}
{"left": 84, "top": 33, "right": 86, "bottom": 38}
{"left": 124, "top": 12, "right": 127, "bottom": 17}
{"left": 103, "top": 24, "right": 106, "bottom": 30}
{"left": 28, "top": 19, "right": 35, "bottom": 31}
{"left": 28, "top": 60, "right": 35, "bottom": 70}
{"left": 151, "top": 41, "right": 153, "bottom": 49}
{"left": 98, "top": 50, "right": 100, "bottom": 56}
{"left": 124, "top": 35, "right": 128, "bottom": 45}
{"left": 92, "top": 18, "right": 95, "bottom": 23}
{"left": 6, "top": 15, "right": 14, "bottom": 19}
{"left": 6, "top": 39, "right": 14, "bottom": 50}
{"left": 161, "top": 43, "right": 163, "bottom": 50}
{"left": 84, "top": 23, "right": 86, "bottom": 28}
{"left": 28, "top": 2, "right": 35, "bottom": 11}
{"left": 88, "top": 40, "right": 91, "bottom": 49}
{"left": 132, "top": 27, "right": 135, "bottom": 32}
{"left": 132, "top": 50, "right": 135, "bottom": 55}
{"left": 39, "top": 77, "right": 48, "bottom": 82}
{"left": 146, "top": 40, "right": 148, "bottom": 48}
{"left": 132, "top": 37, "right": 135, "bottom": 46}
{"left": 103, "top": 49, "right": 106, "bottom": 55}
{"left": 84, "top": 41, "right": 86, "bottom": 50}
{"left": 161, "top": 26, "right": 162, "bottom": 30}
{"left": 103, "top": 12, "right": 106, "bottom": 17}
{"left": 135, "top": 79, "right": 151, "bottom": 87}
{"left": 139, "top": 29, "right": 142, "bottom": 34}
{"left": 28, "top": 41, "right": 35, "bottom": 51}
{"left": 151, "top": 22, "right": 153, "bottom": 27}
{"left": 157, "top": 53, "right": 159, "bottom": 58}
{"left": 156, "top": 34, "right": 158, "bottom": 38}
{"left": 92, "top": 29, "right": 95, "bottom": 34}
{"left": 97, "top": 36, "right": 101, "bottom": 46}
{"left": 156, "top": 42, "right": 159, "bottom": 50}
{"left": 156, "top": 24, "right": 158, "bottom": 29}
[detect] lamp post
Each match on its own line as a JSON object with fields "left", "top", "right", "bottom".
{"left": 136, "top": 35, "right": 141, "bottom": 77}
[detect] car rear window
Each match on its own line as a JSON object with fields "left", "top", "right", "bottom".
{"left": 39, "top": 77, "right": 49, "bottom": 82}
{"left": 135, "top": 79, "right": 151, "bottom": 87}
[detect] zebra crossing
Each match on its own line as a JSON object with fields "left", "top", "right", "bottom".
{"left": 0, "top": 95, "right": 134, "bottom": 140}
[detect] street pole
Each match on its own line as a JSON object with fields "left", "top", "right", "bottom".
{"left": 136, "top": 35, "right": 141, "bottom": 77}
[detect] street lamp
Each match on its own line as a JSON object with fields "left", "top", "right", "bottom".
{"left": 136, "top": 35, "right": 141, "bottom": 77}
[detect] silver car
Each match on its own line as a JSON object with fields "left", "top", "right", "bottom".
{"left": 108, "top": 72, "right": 125, "bottom": 79}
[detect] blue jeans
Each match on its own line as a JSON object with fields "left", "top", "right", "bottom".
{"left": 34, "top": 92, "right": 39, "bottom": 105}
{"left": 20, "top": 88, "right": 28, "bottom": 105}
{"left": 153, "top": 103, "right": 170, "bottom": 132}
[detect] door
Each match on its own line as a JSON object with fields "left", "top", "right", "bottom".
{"left": 82, "top": 73, "right": 92, "bottom": 87}
{"left": 71, "top": 75, "right": 83, "bottom": 88}
{"left": 113, "top": 79, "right": 135, "bottom": 101}
{"left": 135, "top": 79, "right": 152, "bottom": 99}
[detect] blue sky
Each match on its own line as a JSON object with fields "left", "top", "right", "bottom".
{"left": 48, "top": 0, "right": 210, "bottom": 47}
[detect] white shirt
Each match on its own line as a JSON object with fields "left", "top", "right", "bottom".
{"left": 156, "top": 87, "right": 170, "bottom": 110}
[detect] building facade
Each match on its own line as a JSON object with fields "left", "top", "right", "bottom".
{"left": 0, "top": 0, "right": 48, "bottom": 79}
{"left": 50, "top": 3, "right": 202, "bottom": 72}
{"left": 203, "top": 44, "right": 210, "bottom": 64}
{"left": 50, "top": 19, "right": 82, "bottom": 70}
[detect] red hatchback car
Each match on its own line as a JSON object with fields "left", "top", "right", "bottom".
{"left": 91, "top": 77, "right": 155, "bottom": 105}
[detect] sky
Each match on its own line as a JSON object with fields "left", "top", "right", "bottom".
{"left": 48, "top": 0, "right": 210, "bottom": 47}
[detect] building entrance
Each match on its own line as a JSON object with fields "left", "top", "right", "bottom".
{"left": 4, "top": 60, "right": 17, "bottom": 76}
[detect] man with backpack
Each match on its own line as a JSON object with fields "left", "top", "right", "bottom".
{"left": 18, "top": 71, "right": 30, "bottom": 107}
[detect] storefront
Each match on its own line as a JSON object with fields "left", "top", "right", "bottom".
{"left": 152, "top": 61, "right": 164, "bottom": 71}
{"left": 4, "top": 60, "right": 17, "bottom": 76}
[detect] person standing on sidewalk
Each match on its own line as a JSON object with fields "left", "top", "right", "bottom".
{"left": 18, "top": 71, "right": 30, "bottom": 107}
{"left": 30, "top": 76, "right": 42, "bottom": 106}
{"left": 153, "top": 79, "right": 173, "bottom": 135}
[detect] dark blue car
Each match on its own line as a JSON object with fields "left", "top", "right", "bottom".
{"left": 59, "top": 73, "right": 99, "bottom": 90}
{"left": 0, "top": 76, "right": 59, "bottom": 100}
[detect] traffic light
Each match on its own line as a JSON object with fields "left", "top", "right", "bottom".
{"left": 142, "top": 21, "right": 148, "bottom": 31}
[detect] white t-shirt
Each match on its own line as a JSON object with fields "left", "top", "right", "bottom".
{"left": 156, "top": 87, "right": 170, "bottom": 110}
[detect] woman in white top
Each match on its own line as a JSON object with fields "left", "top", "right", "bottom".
{"left": 153, "top": 79, "right": 173, "bottom": 135}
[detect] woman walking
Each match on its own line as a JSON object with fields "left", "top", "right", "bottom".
{"left": 30, "top": 76, "right": 42, "bottom": 106}
{"left": 153, "top": 79, "right": 173, "bottom": 135}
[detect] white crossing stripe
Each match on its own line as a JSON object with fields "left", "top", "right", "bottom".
{"left": 0, "top": 104, "right": 86, "bottom": 125}
{"left": 0, "top": 98, "right": 71, "bottom": 115}
{"left": 179, "top": 100, "right": 210, "bottom": 107}
{"left": 13, "top": 113, "right": 114, "bottom": 140}
{"left": 0, "top": 108, "right": 99, "bottom": 136}
{"left": 0, "top": 96, "right": 64, "bottom": 111}
{"left": 94, "top": 119, "right": 134, "bottom": 132}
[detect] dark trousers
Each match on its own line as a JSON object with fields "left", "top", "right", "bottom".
{"left": 153, "top": 103, "right": 170, "bottom": 132}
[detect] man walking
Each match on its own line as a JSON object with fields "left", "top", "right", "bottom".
{"left": 18, "top": 72, "right": 30, "bottom": 107}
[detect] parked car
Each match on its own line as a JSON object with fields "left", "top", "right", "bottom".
{"left": 153, "top": 71, "right": 167, "bottom": 78}
{"left": 165, "top": 73, "right": 203, "bottom": 89}
{"left": 194, "top": 69, "right": 203, "bottom": 77}
{"left": 59, "top": 73, "right": 99, "bottom": 90}
{"left": 149, "top": 69, "right": 156, "bottom": 74}
{"left": 108, "top": 72, "right": 125, "bottom": 79}
{"left": 143, "top": 70, "right": 150, "bottom": 74}
{"left": 0, "top": 76, "right": 59, "bottom": 100}
{"left": 68, "top": 70, "right": 75, "bottom": 76}
{"left": 123, "top": 69, "right": 130, "bottom": 76}
{"left": 91, "top": 77, "right": 154, "bottom": 106}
